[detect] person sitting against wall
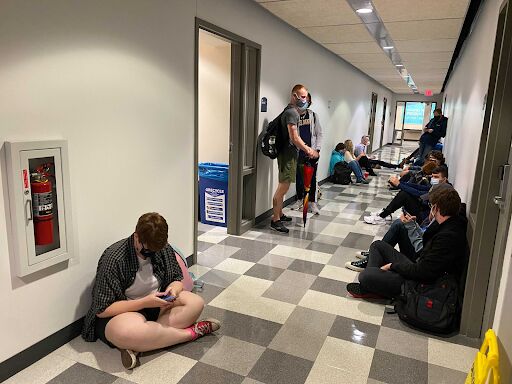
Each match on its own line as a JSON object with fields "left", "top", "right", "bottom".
{"left": 401, "top": 150, "right": 445, "bottom": 177}
{"left": 354, "top": 135, "right": 399, "bottom": 176}
{"left": 343, "top": 139, "right": 370, "bottom": 184}
{"left": 329, "top": 142, "right": 345, "bottom": 177}
{"left": 364, "top": 163, "right": 444, "bottom": 225}
{"left": 81, "top": 212, "right": 220, "bottom": 370}
{"left": 347, "top": 188, "right": 467, "bottom": 299}
{"left": 346, "top": 181, "right": 454, "bottom": 272}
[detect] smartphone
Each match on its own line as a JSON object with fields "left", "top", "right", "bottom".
{"left": 161, "top": 294, "right": 176, "bottom": 302}
{"left": 402, "top": 207, "right": 409, "bottom": 216}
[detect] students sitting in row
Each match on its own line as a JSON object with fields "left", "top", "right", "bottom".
{"left": 346, "top": 182, "right": 453, "bottom": 272}
{"left": 328, "top": 142, "right": 369, "bottom": 184}
{"left": 347, "top": 188, "right": 467, "bottom": 299}
{"left": 364, "top": 164, "right": 448, "bottom": 225}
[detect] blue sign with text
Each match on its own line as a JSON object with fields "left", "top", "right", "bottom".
{"left": 404, "top": 102, "right": 425, "bottom": 125}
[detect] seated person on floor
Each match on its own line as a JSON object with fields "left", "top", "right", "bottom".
{"left": 355, "top": 135, "right": 399, "bottom": 176}
{"left": 395, "top": 159, "right": 438, "bottom": 187}
{"left": 400, "top": 150, "right": 445, "bottom": 176}
{"left": 365, "top": 165, "right": 448, "bottom": 225}
{"left": 329, "top": 142, "right": 345, "bottom": 177}
{"left": 343, "top": 139, "right": 369, "bottom": 184}
{"left": 347, "top": 188, "right": 467, "bottom": 299}
{"left": 81, "top": 212, "right": 220, "bottom": 370}
{"left": 346, "top": 182, "right": 453, "bottom": 272}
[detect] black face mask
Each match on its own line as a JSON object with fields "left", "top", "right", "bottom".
{"left": 140, "top": 246, "right": 156, "bottom": 258}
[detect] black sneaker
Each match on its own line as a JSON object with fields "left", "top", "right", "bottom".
{"left": 356, "top": 250, "right": 370, "bottom": 260}
{"left": 346, "top": 283, "right": 383, "bottom": 299}
{"left": 280, "top": 214, "right": 293, "bottom": 222}
{"left": 270, "top": 220, "right": 289, "bottom": 233}
{"left": 345, "top": 258, "right": 368, "bottom": 272}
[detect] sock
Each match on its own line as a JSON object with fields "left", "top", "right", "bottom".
{"left": 185, "top": 325, "right": 199, "bottom": 340}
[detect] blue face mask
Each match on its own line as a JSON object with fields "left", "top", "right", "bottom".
{"left": 430, "top": 178, "right": 440, "bottom": 186}
{"left": 295, "top": 94, "right": 309, "bottom": 110}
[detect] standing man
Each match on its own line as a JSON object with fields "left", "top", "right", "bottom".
{"left": 355, "top": 135, "right": 398, "bottom": 176}
{"left": 293, "top": 93, "right": 323, "bottom": 215}
{"left": 414, "top": 108, "right": 448, "bottom": 166}
{"left": 271, "top": 84, "right": 319, "bottom": 233}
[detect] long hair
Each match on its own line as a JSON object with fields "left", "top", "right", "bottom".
{"left": 344, "top": 139, "right": 354, "bottom": 154}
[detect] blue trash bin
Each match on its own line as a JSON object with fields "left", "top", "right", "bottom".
{"left": 199, "top": 163, "right": 229, "bottom": 227}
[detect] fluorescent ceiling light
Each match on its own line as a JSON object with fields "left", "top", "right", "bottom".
{"left": 383, "top": 46, "right": 394, "bottom": 50}
{"left": 395, "top": 64, "right": 404, "bottom": 67}
{"left": 356, "top": 8, "right": 373, "bottom": 14}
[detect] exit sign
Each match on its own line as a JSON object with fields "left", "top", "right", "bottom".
{"left": 425, "top": 89, "right": 433, "bottom": 96}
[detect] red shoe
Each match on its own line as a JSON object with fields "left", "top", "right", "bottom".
{"left": 346, "top": 283, "right": 384, "bottom": 299}
{"left": 188, "top": 318, "right": 221, "bottom": 340}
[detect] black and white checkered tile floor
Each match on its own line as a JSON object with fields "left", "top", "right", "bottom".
{"left": 7, "top": 143, "right": 480, "bottom": 384}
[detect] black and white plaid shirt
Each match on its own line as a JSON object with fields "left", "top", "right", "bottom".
{"left": 81, "top": 234, "right": 183, "bottom": 342}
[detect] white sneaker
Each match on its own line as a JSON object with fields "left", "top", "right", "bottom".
{"left": 355, "top": 250, "right": 370, "bottom": 260}
{"left": 290, "top": 200, "right": 303, "bottom": 210}
{"left": 309, "top": 202, "right": 320, "bottom": 215}
{"left": 364, "top": 215, "right": 388, "bottom": 225}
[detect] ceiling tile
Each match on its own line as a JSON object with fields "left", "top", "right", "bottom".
{"left": 405, "top": 61, "right": 451, "bottom": 70}
{"left": 373, "top": 0, "right": 470, "bottom": 22}
{"left": 394, "top": 38, "right": 458, "bottom": 53}
{"left": 339, "top": 52, "right": 392, "bottom": 64}
{"left": 322, "top": 41, "right": 382, "bottom": 54}
{"left": 401, "top": 51, "right": 453, "bottom": 63}
{"left": 385, "top": 19, "right": 464, "bottom": 40}
{"left": 262, "top": 0, "right": 361, "bottom": 28}
{"left": 299, "top": 24, "right": 374, "bottom": 43}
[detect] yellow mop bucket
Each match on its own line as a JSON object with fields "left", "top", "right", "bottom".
{"left": 465, "top": 329, "right": 500, "bottom": 384}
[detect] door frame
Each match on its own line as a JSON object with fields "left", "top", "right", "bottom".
{"left": 194, "top": 18, "right": 261, "bottom": 263}
{"left": 367, "top": 92, "right": 378, "bottom": 153}
{"left": 379, "top": 97, "right": 387, "bottom": 149}
{"left": 461, "top": 0, "right": 512, "bottom": 338}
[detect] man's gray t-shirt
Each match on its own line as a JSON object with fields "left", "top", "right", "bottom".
{"left": 354, "top": 143, "right": 366, "bottom": 157}
{"left": 281, "top": 104, "right": 300, "bottom": 147}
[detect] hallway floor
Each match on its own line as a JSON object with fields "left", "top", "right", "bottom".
{"left": 7, "top": 143, "right": 479, "bottom": 384}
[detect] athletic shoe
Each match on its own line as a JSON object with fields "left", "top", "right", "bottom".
{"left": 356, "top": 179, "right": 370, "bottom": 184}
{"left": 280, "top": 214, "right": 293, "bottom": 222}
{"left": 369, "top": 171, "right": 378, "bottom": 177}
{"left": 271, "top": 220, "right": 289, "bottom": 233}
{"left": 309, "top": 202, "right": 320, "bottom": 215}
{"left": 120, "top": 349, "right": 139, "bottom": 370}
{"left": 363, "top": 215, "right": 388, "bottom": 225}
{"left": 189, "top": 318, "right": 221, "bottom": 340}
{"left": 346, "top": 283, "right": 383, "bottom": 299}
{"left": 290, "top": 200, "right": 303, "bottom": 210}
{"left": 356, "top": 250, "right": 370, "bottom": 260}
{"left": 345, "top": 258, "right": 368, "bottom": 272}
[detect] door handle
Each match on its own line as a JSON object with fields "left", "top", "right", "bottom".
{"left": 25, "top": 199, "right": 33, "bottom": 223}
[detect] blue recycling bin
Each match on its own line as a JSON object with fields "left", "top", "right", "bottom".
{"left": 199, "top": 163, "right": 229, "bottom": 227}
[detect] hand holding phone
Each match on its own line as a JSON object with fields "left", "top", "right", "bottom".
{"left": 161, "top": 294, "right": 176, "bottom": 302}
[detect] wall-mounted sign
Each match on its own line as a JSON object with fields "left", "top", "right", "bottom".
{"left": 261, "top": 97, "right": 267, "bottom": 112}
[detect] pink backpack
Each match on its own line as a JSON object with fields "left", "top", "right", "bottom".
{"left": 173, "top": 246, "right": 194, "bottom": 291}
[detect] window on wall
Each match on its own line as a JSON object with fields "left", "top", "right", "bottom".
{"left": 430, "top": 102, "right": 437, "bottom": 119}
{"left": 395, "top": 101, "right": 437, "bottom": 141}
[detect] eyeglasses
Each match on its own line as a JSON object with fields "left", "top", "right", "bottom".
{"left": 428, "top": 202, "right": 433, "bottom": 208}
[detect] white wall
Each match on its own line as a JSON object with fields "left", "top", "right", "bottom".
{"left": 442, "top": 0, "right": 512, "bottom": 380}
{"left": 0, "top": 0, "right": 395, "bottom": 363}
{"left": 198, "top": 31, "right": 231, "bottom": 164}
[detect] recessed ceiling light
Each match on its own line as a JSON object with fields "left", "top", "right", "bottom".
{"left": 383, "top": 46, "right": 394, "bottom": 50}
{"left": 356, "top": 8, "right": 373, "bottom": 14}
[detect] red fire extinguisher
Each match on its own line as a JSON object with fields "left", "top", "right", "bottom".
{"left": 31, "top": 164, "right": 54, "bottom": 245}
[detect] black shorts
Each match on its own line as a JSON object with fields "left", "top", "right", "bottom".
{"left": 95, "top": 307, "right": 161, "bottom": 348}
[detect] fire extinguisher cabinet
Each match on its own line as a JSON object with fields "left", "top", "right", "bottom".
{"left": 5, "top": 140, "right": 73, "bottom": 277}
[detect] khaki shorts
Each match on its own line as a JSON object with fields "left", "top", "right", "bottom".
{"left": 277, "top": 146, "right": 298, "bottom": 183}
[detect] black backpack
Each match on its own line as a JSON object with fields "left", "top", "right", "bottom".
{"left": 394, "top": 274, "right": 460, "bottom": 334}
{"left": 259, "top": 111, "right": 289, "bottom": 159}
{"left": 331, "top": 161, "right": 352, "bottom": 185}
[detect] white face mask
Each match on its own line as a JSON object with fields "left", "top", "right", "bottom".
{"left": 431, "top": 178, "right": 440, "bottom": 186}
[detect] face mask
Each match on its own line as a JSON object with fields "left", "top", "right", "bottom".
{"left": 140, "top": 246, "right": 156, "bottom": 258}
{"left": 295, "top": 94, "right": 309, "bottom": 109}
{"left": 430, "top": 178, "right": 440, "bottom": 186}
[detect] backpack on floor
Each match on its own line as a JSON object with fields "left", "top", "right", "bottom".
{"left": 259, "top": 111, "right": 288, "bottom": 159}
{"left": 172, "top": 245, "right": 204, "bottom": 291}
{"left": 394, "top": 274, "right": 460, "bottom": 334}
{"left": 331, "top": 161, "right": 352, "bottom": 185}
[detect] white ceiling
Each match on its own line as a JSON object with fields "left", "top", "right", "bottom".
{"left": 254, "top": 0, "right": 471, "bottom": 94}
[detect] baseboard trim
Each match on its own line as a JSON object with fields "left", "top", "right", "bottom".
{"left": 0, "top": 317, "right": 84, "bottom": 382}
{"left": 318, "top": 176, "right": 330, "bottom": 186}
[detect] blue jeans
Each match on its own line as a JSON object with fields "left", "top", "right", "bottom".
{"left": 414, "top": 142, "right": 433, "bottom": 166}
{"left": 382, "top": 219, "right": 420, "bottom": 261}
{"left": 348, "top": 160, "right": 365, "bottom": 181}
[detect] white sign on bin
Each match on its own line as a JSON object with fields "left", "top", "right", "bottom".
{"left": 205, "top": 187, "right": 226, "bottom": 223}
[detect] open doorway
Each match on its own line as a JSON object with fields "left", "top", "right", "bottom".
{"left": 194, "top": 19, "right": 261, "bottom": 264}
{"left": 392, "top": 101, "right": 437, "bottom": 143}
